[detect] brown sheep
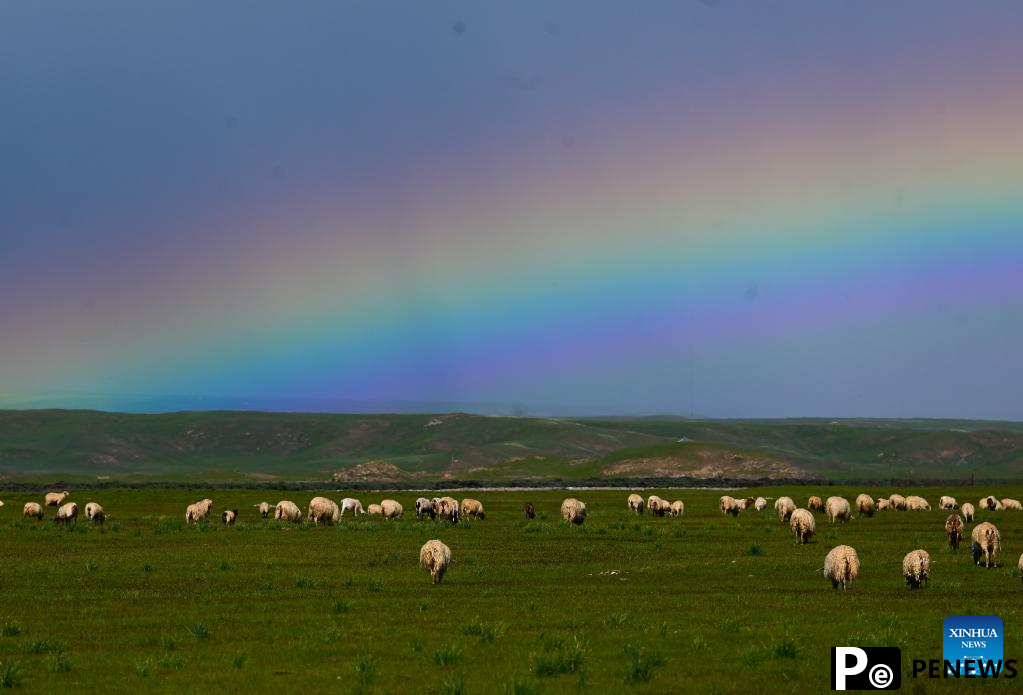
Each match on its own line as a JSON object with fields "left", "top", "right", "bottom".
{"left": 419, "top": 539, "right": 452, "bottom": 585}
{"left": 523, "top": 502, "right": 535, "bottom": 520}
{"left": 23, "top": 502, "right": 44, "bottom": 520}
{"left": 971, "top": 522, "right": 1000, "bottom": 568}
{"left": 945, "top": 514, "right": 963, "bottom": 550}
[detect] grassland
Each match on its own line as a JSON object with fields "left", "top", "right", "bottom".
{"left": 2, "top": 410, "right": 1023, "bottom": 484}
{"left": 1, "top": 486, "right": 1022, "bottom": 693}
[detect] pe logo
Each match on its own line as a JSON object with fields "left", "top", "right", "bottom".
{"left": 831, "top": 647, "right": 901, "bottom": 690}
{"left": 944, "top": 615, "right": 1003, "bottom": 675}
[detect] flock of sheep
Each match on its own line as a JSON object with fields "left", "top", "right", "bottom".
{"left": 5, "top": 489, "right": 1023, "bottom": 587}
{"left": 717, "top": 492, "right": 1023, "bottom": 590}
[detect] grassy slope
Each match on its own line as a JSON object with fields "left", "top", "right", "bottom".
{"left": 2, "top": 410, "right": 1023, "bottom": 483}
{"left": 0, "top": 486, "right": 1021, "bottom": 692}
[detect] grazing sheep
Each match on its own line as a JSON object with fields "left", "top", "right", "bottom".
{"left": 648, "top": 495, "right": 669, "bottom": 517}
{"left": 185, "top": 499, "right": 214, "bottom": 524}
{"left": 807, "top": 496, "right": 824, "bottom": 513}
{"left": 669, "top": 500, "right": 685, "bottom": 517}
{"left": 889, "top": 494, "right": 907, "bottom": 511}
{"left": 55, "top": 502, "right": 78, "bottom": 525}
{"left": 961, "top": 503, "right": 975, "bottom": 522}
{"left": 855, "top": 494, "right": 875, "bottom": 517}
{"left": 0, "top": 501, "right": 4, "bottom": 507}
{"left": 775, "top": 496, "right": 796, "bottom": 522}
{"left": 790, "top": 508, "right": 815, "bottom": 544}
{"left": 308, "top": 497, "right": 341, "bottom": 525}
{"left": 736, "top": 497, "right": 749, "bottom": 511}
{"left": 627, "top": 494, "right": 645, "bottom": 515}
{"left": 415, "top": 497, "right": 436, "bottom": 520}
{"left": 754, "top": 497, "right": 767, "bottom": 511}
{"left": 825, "top": 496, "right": 851, "bottom": 523}
{"left": 902, "top": 549, "right": 931, "bottom": 589}
{"left": 719, "top": 495, "right": 740, "bottom": 517}
{"left": 906, "top": 495, "right": 931, "bottom": 511}
{"left": 523, "top": 502, "right": 535, "bottom": 519}
{"left": 939, "top": 496, "right": 958, "bottom": 511}
{"left": 823, "top": 545, "right": 860, "bottom": 590}
{"left": 419, "top": 539, "right": 452, "bottom": 585}
{"left": 45, "top": 491, "right": 70, "bottom": 507}
{"left": 274, "top": 500, "right": 303, "bottom": 523}
{"left": 1000, "top": 498, "right": 1022, "bottom": 511}
{"left": 221, "top": 509, "right": 238, "bottom": 526}
{"left": 434, "top": 497, "right": 461, "bottom": 523}
{"left": 1018, "top": 554, "right": 1023, "bottom": 582}
{"left": 876, "top": 498, "right": 890, "bottom": 511}
{"left": 254, "top": 502, "right": 272, "bottom": 519}
{"left": 561, "top": 498, "right": 586, "bottom": 524}
{"left": 23, "top": 502, "right": 44, "bottom": 520}
{"left": 945, "top": 514, "right": 964, "bottom": 550}
{"left": 971, "top": 522, "right": 1000, "bottom": 568}
{"left": 84, "top": 502, "right": 105, "bottom": 525}
{"left": 340, "top": 498, "right": 365, "bottom": 517}
{"left": 367, "top": 503, "right": 383, "bottom": 516}
{"left": 980, "top": 495, "right": 1002, "bottom": 511}
{"left": 460, "top": 498, "right": 485, "bottom": 520}
{"left": 381, "top": 500, "right": 404, "bottom": 520}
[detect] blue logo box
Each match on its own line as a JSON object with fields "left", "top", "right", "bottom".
{"left": 943, "top": 615, "right": 1003, "bottom": 675}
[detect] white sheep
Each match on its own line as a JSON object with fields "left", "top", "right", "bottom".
{"left": 945, "top": 514, "right": 963, "bottom": 550}
{"left": 902, "top": 549, "right": 931, "bottom": 589}
{"left": 415, "top": 497, "right": 436, "bottom": 520}
{"left": 627, "top": 494, "right": 645, "bottom": 515}
{"left": 971, "top": 522, "right": 1000, "bottom": 568}
{"left": 308, "top": 497, "right": 340, "bottom": 525}
{"left": 23, "top": 502, "right": 44, "bottom": 520}
{"left": 55, "top": 502, "right": 78, "bottom": 525}
{"left": 961, "top": 503, "right": 975, "bottom": 522}
{"left": 45, "top": 491, "right": 70, "bottom": 507}
{"left": 1000, "top": 498, "right": 1022, "bottom": 511}
{"left": 719, "top": 495, "right": 740, "bottom": 517}
{"left": 876, "top": 498, "right": 890, "bottom": 511}
{"left": 648, "top": 495, "right": 669, "bottom": 517}
{"left": 367, "top": 503, "right": 383, "bottom": 516}
{"left": 790, "top": 508, "right": 815, "bottom": 544}
{"left": 381, "top": 499, "right": 404, "bottom": 520}
{"left": 939, "top": 496, "right": 958, "bottom": 511}
{"left": 419, "top": 539, "right": 452, "bottom": 584}
{"left": 185, "top": 499, "right": 214, "bottom": 524}
{"left": 807, "top": 496, "right": 824, "bottom": 513}
{"left": 669, "top": 500, "right": 685, "bottom": 517}
{"left": 1018, "top": 554, "right": 1023, "bottom": 582}
{"left": 906, "top": 495, "right": 930, "bottom": 511}
{"left": 460, "top": 498, "right": 485, "bottom": 520}
{"left": 254, "top": 502, "right": 272, "bottom": 518}
{"left": 84, "top": 502, "right": 105, "bottom": 525}
{"left": 823, "top": 545, "right": 860, "bottom": 590}
{"left": 980, "top": 495, "right": 1002, "bottom": 511}
{"left": 855, "top": 494, "right": 875, "bottom": 517}
{"left": 433, "top": 497, "right": 460, "bottom": 523}
{"left": 561, "top": 498, "right": 586, "bottom": 524}
{"left": 341, "top": 498, "right": 365, "bottom": 517}
{"left": 775, "top": 496, "right": 796, "bottom": 522}
{"left": 754, "top": 497, "right": 767, "bottom": 511}
{"left": 889, "top": 494, "right": 907, "bottom": 511}
{"left": 825, "top": 496, "right": 851, "bottom": 523}
{"left": 274, "top": 500, "right": 303, "bottom": 523}
{"left": 221, "top": 509, "right": 238, "bottom": 526}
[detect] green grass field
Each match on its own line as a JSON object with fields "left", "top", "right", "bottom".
{"left": 2, "top": 486, "right": 1022, "bottom": 692}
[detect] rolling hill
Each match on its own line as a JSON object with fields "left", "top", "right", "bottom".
{"left": 1, "top": 410, "right": 1021, "bottom": 484}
